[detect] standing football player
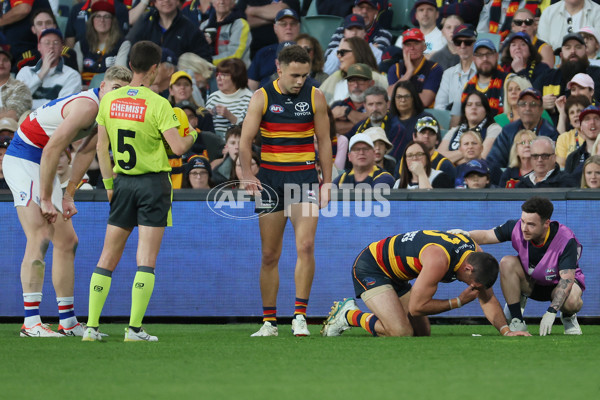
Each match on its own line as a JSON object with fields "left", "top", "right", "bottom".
{"left": 3, "top": 66, "right": 132, "bottom": 337}
{"left": 82, "top": 41, "right": 196, "bottom": 342}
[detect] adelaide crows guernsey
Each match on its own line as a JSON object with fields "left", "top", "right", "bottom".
{"left": 259, "top": 79, "right": 316, "bottom": 172}
{"left": 368, "top": 230, "right": 478, "bottom": 282}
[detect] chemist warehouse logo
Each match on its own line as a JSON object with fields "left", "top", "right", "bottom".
{"left": 110, "top": 98, "right": 147, "bottom": 122}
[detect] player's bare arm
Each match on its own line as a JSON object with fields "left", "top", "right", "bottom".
{"left": 478, "top": 287, "right": 531, "bottom": 336}
{"left": 39, "top": 99, "right": 99, "bottom": 223}
{"left": 468, "top": 229, "right": 501, "bottom": 245}
{"left": 313, "top": 88, "right": 332, "bottom": 208}
{"left": 409, "top": 246, "right": 471, "bottom": 316}
{"left": 96, "top": 124, "right": 114, "bottom": 202}
{"left": 550, "top": 269, "right": 576, "bottom": 312}
{"left": 239, "top": 89, "right": 265, "bottom": 195}
{"left": 61, "top": 131, "right": 99, "bottom": 220}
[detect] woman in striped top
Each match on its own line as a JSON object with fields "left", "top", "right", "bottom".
{"left": 206, "top": 58, "right": 253, "bottom": 138}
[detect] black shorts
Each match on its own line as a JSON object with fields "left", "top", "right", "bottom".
{"left": 352, "top": 247, "right": 412, "bottom": 299}
{"left": 529, "top": 280, "right": 584, "bottom": 302}
{"left": 255, "top": 168, "right": 319, "bottom": 213}
{"left": 108, "top": 172, "right": 172, "bottom": 228}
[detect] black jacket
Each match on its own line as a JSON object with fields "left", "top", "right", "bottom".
{"left": 516, "top": 164, "right": 578, "bottom": 188}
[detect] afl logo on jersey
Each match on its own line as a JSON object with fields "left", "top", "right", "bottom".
{"left": 127, "top": 89, "right": 139, "bottom": 96}
{"left": 83, "top": 58, "right": 95, "bottom": 68}
{"left": 269, "top": 104, "right": 284, "bottom": 113}
{"left": 295, "top": 102, "right": 310, "bottom": 112}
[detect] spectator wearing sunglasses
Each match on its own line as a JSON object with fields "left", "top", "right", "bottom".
{"left": 538, "top": 0, "right": 600, "bottom": 50}
{"left": 510, "top": 8, "right": 554, "bottom": 68}
{"left": 487, "top": 88, "right": 559, "bottom": 169}
{"left": 516, "top": 136, "right": 577, "bottom": 188}
{"left": 434, "top": 24, "right": 477, "bottom": 124}
{"left": 476, "top": 0, "right": 537, "bottom": 41}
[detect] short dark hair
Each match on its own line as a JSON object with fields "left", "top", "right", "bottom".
{"left": 30, "top": 8, "right": 57, "bottom": 26}
{"left": 217, "top": 58, "right": 248, "bottom": 89}
{"left": 277, "top": 44, "right": 310, "bottom": 66}
{"left": 467, "top": 252, "right": 499, "bottom": 289}
{"left": 521, "top": 196, "right": 554, "bottom": 221}
{"left": 565, "top": 95, "right": 591, "bottom": 126}
{"left": 129, "top": 41, "right": 161, "bottom": 73}
{"left": 225, "top": 125, "right": 242, "bottom": 142}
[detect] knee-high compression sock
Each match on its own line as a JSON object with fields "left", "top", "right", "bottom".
{"left": 23, "top": 292, "right": 43, "bottom": 328}
{"left": 87, "top": 267, "right": 112, "bottom": 328}
{"left": 346, "top": 309, "right": 379, "bottom": 337}
{"left": 129, "top": 266, "right": 155, "bottom": 330}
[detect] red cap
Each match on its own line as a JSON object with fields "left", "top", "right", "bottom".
{"left": 402, "top": 28, "right": 425, "bottom": 44}
{"left": 91, "top": 1, "right": 115, "bottom": 15}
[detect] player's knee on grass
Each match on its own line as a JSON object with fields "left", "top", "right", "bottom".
{"left": 382, "top": 323, "right": 413, "bottom": 337}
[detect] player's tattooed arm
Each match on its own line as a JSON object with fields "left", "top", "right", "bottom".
{"left": 549, "top": 269, "right": 575, "bottom": 311}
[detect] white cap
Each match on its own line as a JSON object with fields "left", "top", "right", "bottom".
{"left": 363, "top": 127, "right": 392, "bottom": 149}
{"left": 349, "top": 133, "right": 374, "bottom": 150}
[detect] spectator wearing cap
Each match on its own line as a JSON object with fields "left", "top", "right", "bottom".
{"left": 396, "top": 0, "right": 445, "bottom": 56}
{"left": 16, "top": 8, "right": 79, "bottom": 73}
{"left": 0, "top": 117, "right": 18, "bottom": 137}
{"left": 516, "top": 136, "right": 578, "bottom": 188}
{"left": 169, "top": 70, "right": 200, "bottom": 109}
{"left": 182, "top": 155, "right": 213, "bottom": 189}
{"left": 333, "top": 133, "right": 395, "bottom": 188}
{"left": 199, "top": 0, "right": 252, "bottom": 68}
{"left": 533, "top": 32, "right": 600, "bottom": 120}
{"left": 555, "top": 94, "right": 590, "bottom": 168}
{"left": 206, "top": 58, "right": 252, "bottom": 138}
{"left": 458, "top": 38, "right": 507, "bottom": 118}
{"left": 434, "top": 24, "right": 477, "bottom": 123}
{"left": 323, "top": 14, "right": 382, "bottom": 76}
{"left": 500, "top": 32, "right": 550, "bottom": 83}
{"left": 0, "top": 0, "right": 52, "bottom": 62}
{"left": 237, "top": 0, "right": 301, "bottom": 60}
{"left": 0, "top": 135, "right": 11, "bottom": 189}
{"left": 123, "top": 0, "right": 212, "bottom": 63}
{"left": 564, "top": 105, "right": 600, "bottom": 177}
{"left": 538, "top": 0, "right": 600, "bottom": 50}
{"left": 0, "top": 47, "right": 32, "bottom": 121}
{"left": 487, "top": 88, "right": 559, "bottom": 169}
{"left": 387, "top": 28, "right": 443, "bottom": 108}
{"left": 65, "top": 0, "right": 130, "bottom": 49}
{"left": 16, "top": 29, "right": 82, "bottom": 109}
{"left": 393, "top": 140, "right": 453, "bottom": 189}
{"left": 149, "top": 48, "right": 178, "bottom": 98}
{"left": 323, "top": 0, "right": 392, "bottom": 63}
{"left": 329, "top": 63, "right": 374, "bottom": 137}
{"left": 247, "top": 8, "right": 300, "bottom": 91}
{"left": 429, "top": 14, "right": 463, "bottom": 70}
{"left": 364, "top": 126, "right": 396, "bottom": 173}
{"left": 510, "top": 8, "right": 555, "bottom": 69}
{"left": 73, "top": 1, "right": 127, "bottom": 87}
{"left": 461, "top": 159, "right": 494, "bottom": 189}
{"left": 394, "top": 115, "right": 455, "bottom": 182}
{"left": 579, "top": 26, "right": 600, "bottom": 65}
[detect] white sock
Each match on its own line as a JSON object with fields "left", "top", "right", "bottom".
{"left": 24, "top": 292, "right": 43, "bottom": 328}
{"left": 57, "top": 296, "right": 78, "bottom": 328}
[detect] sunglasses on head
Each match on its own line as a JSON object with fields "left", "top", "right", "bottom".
{"left": 513, "top": 18, "right": 534, "bottom": 26}
{"left": 416, "top": 118, "right": 438, "bottom": 129}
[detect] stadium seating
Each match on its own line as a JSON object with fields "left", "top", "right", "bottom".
{"left": 88, "top": 73, "right": 105, "bottom": 89}
{"left": 301, "top": 15, "right": 344, "bottom": 50}
{"left": 427, "top": 108, "right": 451, "bottom": 136}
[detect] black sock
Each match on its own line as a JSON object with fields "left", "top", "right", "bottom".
{"left": 129, "top": 326, "right": 141, "bottom": 333}
{"left": 508, "top": 303, "right": 523, "bottom": 320}
{"left": 562, "top": 312, "right": 573, "bottom": 318}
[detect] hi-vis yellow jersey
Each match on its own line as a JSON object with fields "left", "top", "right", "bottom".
{"left": 368, "top": 230, "right": 477, "bottom": 282}
{"left": 97, "top": 85, "right": 179, "bottom": 175}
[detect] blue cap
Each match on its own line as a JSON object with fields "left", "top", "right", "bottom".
{"left": 473, "top": 38, "right": 496, "bottom": 53}
{"left": 579, "top": 105, "right": 600, "bottom": 121}
{"left": 161, "top": 47, "right": 177, "bottom": 65}
{"left": 39, "top": 28, "right": 63, "bottom": 42}
{"left": 344, "top": 14, "right": 365, "bottom": 29}
{"left": 275, "top": 8, "right": 299, "bottom": 22}
{"left": 502, "top": 32, "right": 531, "bottom": 51}
{"left": 276, "top": 41, "right": 296, "bottom": 56}
{"left": 464, "top": 159, "right": 490, "bottom": 176}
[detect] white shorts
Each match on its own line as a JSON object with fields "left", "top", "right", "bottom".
{"left": 2, "top": 154, "right": 63, "bottom": 212}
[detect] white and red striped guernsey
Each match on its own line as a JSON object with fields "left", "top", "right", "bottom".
{"left": 18, "top": 88, "right": 101, "bottom": 150}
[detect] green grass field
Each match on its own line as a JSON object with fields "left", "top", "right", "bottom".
{"left": 1, "top": 323, "right": 599, "bottom": 400}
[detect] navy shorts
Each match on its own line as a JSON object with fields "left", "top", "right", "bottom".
{"left": 255, "top": 168, "right": 319, "bottom": 213}
{"left": 529, "top": 280, "right": 584, "bottom": 302}
{"left": 352, "top": 247, "right": 412, "bottom": 299}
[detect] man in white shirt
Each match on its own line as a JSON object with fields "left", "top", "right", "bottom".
{"left": 435, "top": 24, "right": 477, "bottom": 127}
{"left": 538, "top": 0, "right": 600, "bottom": 50}
{"left": 16, "top": 29, "right": 81, "bottom": 109}
{"left": 396, "top": 0, "right": 446, "bottom": 55}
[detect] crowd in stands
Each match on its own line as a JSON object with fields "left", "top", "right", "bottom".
{"left": 2, "top": 0, "right": 600, "bottom": 192}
